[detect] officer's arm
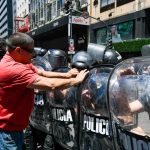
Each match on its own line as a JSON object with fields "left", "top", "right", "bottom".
{"left": 129, "top": 92, "right": 150, "bottom": 113}
{"left": 129, "top": 100, "right": 144, "bottom": 113}
{"left": 37, "top": 68, "right": 79, "bottom": 78}
{"left": 28, "top": 69, "right": 88, "bottom": 90}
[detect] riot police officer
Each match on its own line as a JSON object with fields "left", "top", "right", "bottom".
{"left": 44, "top": 49, "right": 68, "bottom": 71}
{"left": 72, "top": 51, "right": 93, "bottom": 70}
{"left": 47, "top": 49, "right": 69, "bottom": 150}
{"left": 87, "top": 43, "right": 122, "bottom": 65}
{"left": 47, "top": 51, "right": 93, "bottom": 150}
{"left": 141, "top": 44, "right": 150, "bottom": 56}
{"left": 24, "top": 47, "right": 51, "bottom": 150}
{"left": 108, "top": 56, "right": 150, "bottom": 150}
{"left": 78, "top": 43, "right": 122, "bottom": 150}
{"left": 29, "top": 48, "right": 73, "bottom": 150}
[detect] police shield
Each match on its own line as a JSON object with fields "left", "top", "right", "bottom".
{"left": 30, "top": 53, "right": 52, "bottom": 133}
{"left": 26, "top": 49, "right": 54, "bottom": 150}
{"left": 48, "top": 67, "right": 78, "bottom": 149}
{"left": 108, "top": 57, "right": 150, "bottom": 150}
{"left": 79, "top": 66, "right": 114, "bottom": 150}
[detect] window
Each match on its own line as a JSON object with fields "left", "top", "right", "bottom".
{"left": 100, "top": 0, "right": 115, "bottom": 12}
{"left": 80, "top": 0, "right": 88, "bottom": 7}
{"left": 96, "top": 27, "right": 107, "bottom": 45}
{"left": 46, "top": 3, "right": 52, "bottom": 21}
{"left": 101, "top": 0, "right": 114, "bottom": 7}
{"left": 52, "top": 0, "right": 57, "bottom": 19}
{"left": 57, "top": 0, "right": 61, "bottom": 16}
{"left": 117, "top": 21, "right": 134, "bottom": 41}
{"left": 117, "top": 0, "right": 134, "bottom": 7}
{"left": 96, "top": 21, "right": 134, "bottom": 45}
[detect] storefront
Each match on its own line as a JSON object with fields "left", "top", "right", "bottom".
{"left": 28, "top": 15, "right": 89, "bottom": 53}
{"left": 91, "top": 9, "right": 150, "bottom": 43}
{"left": 89, "top": 8, "right": 150, "bottom": 58}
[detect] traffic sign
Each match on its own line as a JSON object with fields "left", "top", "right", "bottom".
{"left": 68, "top": 51, "right": 75, "bottom": 54}
{"left": 69, "top": 39, "right": 74, "bottom": 46}
{"left": 81, "top": 11, "right": 89, "bottom": 19}
{"left": 72, "top": 16, "right": 89, "bottom": 25}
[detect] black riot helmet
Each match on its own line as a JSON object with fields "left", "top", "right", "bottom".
{"left": 71, "top": 51, "right": 93, "bottom": 69}
{"left": 87, "top": 43, "right": 107, "bottom": 65}
{"left": 46, "top": 49, "right": 68, "bottom": 71}
{"left": 34, "top": 47, "right": 48, "bottom": 57}
{"left": 87, "top": 43, "right": 122, "bottom": 65}
{"left": 103, "top": 49, "right": 122, "bottom": 65}
{"left": 141, "top": 44, "right": 150, "bottom": 56}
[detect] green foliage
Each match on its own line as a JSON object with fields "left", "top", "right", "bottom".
{"left": 113, "top": 38, "right": 150, "bottom": 52}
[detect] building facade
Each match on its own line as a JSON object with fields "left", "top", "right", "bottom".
{"left": 0, "top": 0, "right": 30, "bottom": 38}
{"left": 28, "top": 0, "right": 89, "bottom": 53}
{"left": 28, "top": 0, "right": 150, "bottom": 54}
{"left": 14, "top": 0, "right": 29, "bottom": 33}
{"left": 90, "top": 0, "right": 150, "bottom": 46}
{"left": 16, "top": 0, "right": 29, "bottom": 17}
{"left": 0, "top": 0, "right": 13, "bottom": 38}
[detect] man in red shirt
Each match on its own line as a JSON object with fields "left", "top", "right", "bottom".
{"left": 0, "top": 32, "right": 88, "bottom": 150}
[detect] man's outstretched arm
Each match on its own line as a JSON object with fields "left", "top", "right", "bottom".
{"left": 28, "top": 69, "right": 89, "bottom": 90}
{"left": 37, "top": 68, "right": 79, "bottom": 78}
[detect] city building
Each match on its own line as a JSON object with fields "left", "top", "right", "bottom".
{"left": 90, "top": 0, "right": 150, "bottom": 45}
{"left": 0, "top": 0, "right": 13, "bottom": 38}
{"left": 14, "top": 0, "right": 29, "bottom": 33}
{"left": 0, "top": 0, "right": 30, "bottom": 38}
{"left": 28, "top": 0, "right": 89, "bottom": 53}
{"left": 16, "top": 0, "right": 29, "bottom": 17}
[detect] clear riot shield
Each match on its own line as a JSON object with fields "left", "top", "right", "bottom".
{"left": 108, "top": 57, "right": 150, "bottom": 150}
{"left": 48, "top": 67, "right": 78, "bottom": 150}
{"left": 26, "top": 55, "right": 53, "bottom": 149}
{"left": 30, "top": 56, "right": 52, "bottom": 133}
{"left": 79, "top": 66, "right": 114, "bottom": 150}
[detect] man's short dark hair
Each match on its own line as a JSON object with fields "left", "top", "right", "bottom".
{"left": 6, "top": 32, "right": 34, "bottom": 52}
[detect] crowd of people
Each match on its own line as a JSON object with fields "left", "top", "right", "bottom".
{"left": 0, "top": 32, "right": 150, "bottom": 150}
{"left": 0, "top": 32, "right": 88, "bottom": 149}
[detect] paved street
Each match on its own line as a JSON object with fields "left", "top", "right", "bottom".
{"left": 138, "top": 112, "right": 150, "bottom": 135}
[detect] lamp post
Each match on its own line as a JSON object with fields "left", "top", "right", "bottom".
{"left": 65, "top": 0, "right": 75, "bottom": 55}
{"left": 68, "top": 7, "right": 74, "bottom": 53}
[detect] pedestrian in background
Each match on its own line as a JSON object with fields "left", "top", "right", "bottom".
{"left": 0, "top": 38, "right": 6, "bottom": 60}
{"left": 0, "top": 32, "right": 88, "bottom": 150}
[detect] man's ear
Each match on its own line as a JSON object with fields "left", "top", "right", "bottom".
{"left": 15, "top": 47, "right": 21, "bottom": 54}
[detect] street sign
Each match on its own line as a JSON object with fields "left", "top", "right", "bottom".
{"left": 72, "top": 16, "right": 89, "bottom": 25}
{"left": 69, "top": 38, "right": 74, "bottom": 47}
{"left": 81, "top": 11, "right": 89, "bottom": 19}
{"left": 68, "top": 51, "right": 75, "bottom": 54}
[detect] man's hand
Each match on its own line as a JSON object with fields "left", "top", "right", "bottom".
{"left": 37, "top": 68, "right": 79, "bottom": 78}
{"left": 116, "top": 68, "right": 135, "bottom": 80}
{"left": 75, "top": 69, "right": 89, "bottom": 83}
{"left": 66, "top": 68, "right": 80, "bottom": 78}
{"left": 119, "top": 68, "right": 135, "bottom": 76}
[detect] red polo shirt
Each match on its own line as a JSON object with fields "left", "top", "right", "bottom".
{"left": 0, "top": 53, "right": 38, "bottom": 131}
